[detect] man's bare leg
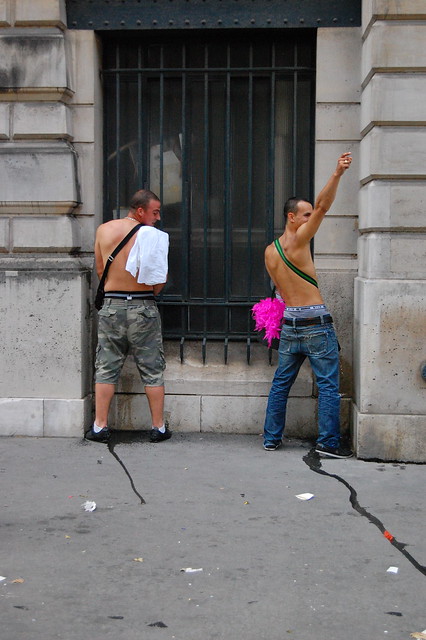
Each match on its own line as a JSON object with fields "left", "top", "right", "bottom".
{"left": 146, "top": 385, "right": 171, "bottom": 442}
{"left": 95, "top": 383, "right": 115, "bottom": 428}
{"left": 145, "top": 385, "right": 165, "bottom": 428}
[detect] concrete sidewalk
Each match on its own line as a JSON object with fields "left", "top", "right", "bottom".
{"left": 1, "top": 433, "right": 425, "bottom": 640}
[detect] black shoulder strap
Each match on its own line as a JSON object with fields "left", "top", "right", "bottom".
{"left": 98, "top": 224, "right": 142, "bottom": 291}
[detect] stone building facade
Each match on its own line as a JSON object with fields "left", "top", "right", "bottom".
{"left": 0, "top": 0, "right": 425, "bottom": 461}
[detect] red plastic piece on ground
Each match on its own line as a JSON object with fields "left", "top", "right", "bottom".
{"left": 383, "top": 530, "right": 394, "bottom": 541}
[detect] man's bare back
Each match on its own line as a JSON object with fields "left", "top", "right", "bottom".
{"left": 265, "top": 152, "right": 352, "bottom": 307}
{"left": 94, "top": 197, "right": 166, "bottom": 296}
{"left": 265, "top": 229, "right": 323, "bottom": 307}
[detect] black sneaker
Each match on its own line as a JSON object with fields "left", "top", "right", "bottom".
{"left": 85, "top": 426, "right": 111, "bottom": 443}
{"left": 315, "top": 443, "right": 353, "bottom": 459}
{"left": 263, "top": 441, "right": 282, "bottom": 451}
{"left": 150, "top": 424, "right": 172, "bottom": 443}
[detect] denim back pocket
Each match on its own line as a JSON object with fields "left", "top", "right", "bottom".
{"left": 299, "top": 327, "right": 335, "bottom": 357}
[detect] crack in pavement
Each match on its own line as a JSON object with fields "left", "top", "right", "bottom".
{"left": 104, "top": 435, "right": 425, "bottom": 575}
{"left": 303, "top": 448, "right": 426, "bottom": 577}
{"left": 107, "top": 434, "right": 146, "bottom": 504}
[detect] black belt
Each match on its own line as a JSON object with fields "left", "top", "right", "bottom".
{"left": 104, "top": 291, "right": 155, "bottom": 300}
{"left": 283, "top": 314, "right": 333, "bottom": 327}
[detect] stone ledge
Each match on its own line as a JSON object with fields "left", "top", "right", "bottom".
{"left": 0, "top": 255, "right": 92, "bottom": 270}
{"left": 112, "top": 393, "right": 323, "bottom": 437}
{"left": 200, "top": 395, "right": 316, "bottom": 436}
{"left": 117, "top": 343, "right": 314, "bottom": 398}
{"left": 112, "top": 393, "right": 201, "bottom": 432}
{"left": 44, "top": 397, "right": 91, "bottom": 437}
{"left": 315, "top": 257, "right": 358, "bottom": 271}
{"left": 1, "top": 202, "right": 79, "bottom": 215}
{"left": 0, "top": 0, "right": 11, "bottom": 27}
{"left": 359, "top": 181, "right": 426, "bottom": 232}
{"left": 360, "top": 127, "right": 426, "bottom": 184}
{"left": 114, "top": 395, "right": 350, "bottom": 437}
{"left": 12, "top": 102, "right": 73, "bottom": 140}
{"left": 0, "top": 141, "right": 79, "bottom": 213}
{"left": 363, "top": 1, "right": 426, "bottom": 35}
{"left": 361, "top": 74, "right": 426, "bottom": 135}
{"left": 362, "top": 22, "right": 426, "bottom": 87}
{"left": 0, "top": 87, "right": 73, "bottom": 102}
{"left": 354, "top": 407, "right": 426, "bottom": 462}
{"left": 0, "top": 28, "right": 72, "bottom": 101}
{"left": 0, "top": 102, "right": 9, "bottom": 137}
{"left": 15, "top": 0, "right": 67, "bottom": 30}
{"left": 0, "top": 217, "right": 9, "bottom": 251}
{"left": 12, "top": 215, "right": 81, "bottom": 252}
{"left": 0, "top": 398, "right": 44, "bottom": 436}
{"left": 0, "top": 397, "right": 91, "bottom": 437}
{"left": 358, "top": 234, "right": 426, "bottom": 279}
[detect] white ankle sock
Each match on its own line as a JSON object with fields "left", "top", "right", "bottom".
{"left": 93, "top": 422, "right": 106, "bottom": 433}
{"left": 152, "top": 424, "right": 165, "bottom": 433}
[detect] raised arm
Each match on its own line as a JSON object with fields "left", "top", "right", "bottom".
{"left": 314, "top": 152, "right": 352, "bottom": 215}
{"left": 296, "top": 152, "right": 352, "bottom": 243}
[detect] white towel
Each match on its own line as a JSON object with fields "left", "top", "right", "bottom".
{"left": 125, "top": 226, "right": 169, "bottom": 285}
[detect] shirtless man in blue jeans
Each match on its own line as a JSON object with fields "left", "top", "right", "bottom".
{"left": 263, "top": 152, "right": 353, "bottom": 458}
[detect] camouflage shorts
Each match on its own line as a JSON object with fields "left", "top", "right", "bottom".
{"left": 95, "top": 298, "right": 165, "bottom": 386}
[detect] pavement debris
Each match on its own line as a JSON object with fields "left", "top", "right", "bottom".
{"left": 81, "top": 500, "right": 97, "bottom": 512}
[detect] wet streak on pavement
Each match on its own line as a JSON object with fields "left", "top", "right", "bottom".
{"left": 107, "top": 431, "right": 146, "bottom": 505}
{"left": 303, "top": 448, "right": 426, "bottom": 577}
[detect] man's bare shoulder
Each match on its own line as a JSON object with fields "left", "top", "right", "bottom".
{"left": 97, "top": 219, "right": 124, "bottom": 233}
{"left": 265, "top": 239, "right": 281, "bottom": 266}
{"left": 265, "top": 240, "right": 277, "bottom": 258}
{"left": 96, "top": 219, "right": 127, "bottom": 241}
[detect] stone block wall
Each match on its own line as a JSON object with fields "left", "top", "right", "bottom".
{"left": 0, "top": 0, "right": 101, "bottom": 437}
{"left": 0, "top": 2, "right": 361, "bottom": 441}
{"left": 3, "top": 1, "right": 424, "bottom": 460}
{"left": 354, "top": 0, "right": 426, "bottom": 461}
{"left": 112, "top": 341, "right": 338, "bottom": 439}
{"left": 109, "top": 28, "right": 362, "bottom": 438}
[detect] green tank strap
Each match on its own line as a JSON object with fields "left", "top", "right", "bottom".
{"left": 274, "top": 238, "right": 318, "bottom": 288}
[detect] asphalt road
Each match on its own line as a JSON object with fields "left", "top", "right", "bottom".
{"left": 1, "top": 433, "right": 425, "bottom": 640}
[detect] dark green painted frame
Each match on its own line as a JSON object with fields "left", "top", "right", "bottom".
{"left": 66, "top": 0, "right": 360, "bottom": 31}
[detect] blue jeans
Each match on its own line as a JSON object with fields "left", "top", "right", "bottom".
{"left": 263, "top": 323, "right": 341, "bottom": 448}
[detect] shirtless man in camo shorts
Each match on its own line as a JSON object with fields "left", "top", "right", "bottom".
{"left": 86, "top": 190, "right": 171, "bottom": 444}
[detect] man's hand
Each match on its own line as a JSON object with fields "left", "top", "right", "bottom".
{"left": 308, "top": 151, "right": 353, "bottom": 234}
{"left": 335, "top": 151, "right": 352, "bottom": 177}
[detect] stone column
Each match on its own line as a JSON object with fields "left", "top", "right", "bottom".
{"left": 315, "top": 27, "right": 362, "bottom": 435}
{"left": 0, "top": 0, "right": 101, "bottom": 436}
{"left": 354, "top": 0, "right": 426, "bottom": 461}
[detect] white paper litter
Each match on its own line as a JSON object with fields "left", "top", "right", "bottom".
{"left": 181, "top": 568, "right": 203, "bottom": 573}
{"left": 81, "top": 501, "right": 97, "bottom": 512}
{"left": 387, "top": 566, "right": 399, "bottom": 574}
{"left": 0, "top": 576, "right": 6, "bottom": 582}
{"left": 295, "top": 493, "right": 315, "bottom": 501}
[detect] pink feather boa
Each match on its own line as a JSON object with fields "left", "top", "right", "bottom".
{"left": 252, "top": 297, "right": 286, "bottom": 348}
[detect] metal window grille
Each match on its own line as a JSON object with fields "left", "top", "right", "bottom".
{"left": 102, "top": 32, "right": 316, "bottom": 361}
